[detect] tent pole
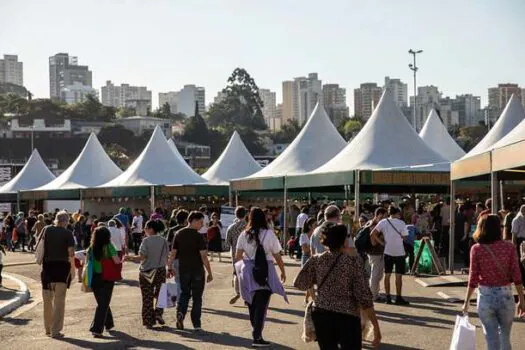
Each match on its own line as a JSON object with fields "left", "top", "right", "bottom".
{"left": 283, "top": 176, "right": 288, "bottom": 249}
{"left": 499, "top": 180, "right": 504, "bottom": 211}
{"left": 235, "top": 191, "right": 239, "bottom": 207}
{"left": 16, "top": 191, "right": 20, "bottom": 213}
{"left": 449, "top": 180, "right": 455, "bottom": 274}
{"left": 491, "top": 172, "right": 498, "bottom": 214}
{"left": 354, "top": 171, "right": 360, "bottom": 222}
{"left": 150, "top": 186, "right": 155, "bottom": 214}
{"left": 228, "top": 184, "right": 233, "bottom": 206}
{"left": 80, "top": 190, "right": 84, "bottom": 213}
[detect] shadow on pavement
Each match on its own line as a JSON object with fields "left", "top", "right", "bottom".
{"left": 378, "top": 310, "right": 453, "bottom": 329}
{"left": 116, "top": 279, "right": 140, "bottom": 288}
{"left": 202, "top": 307, "right": 296, "bottom": 325}
{"left": 0, "top": 317, "right": 31, "bottom": 325}
{"left": 364, "top": 343, "right": 421, "bottom": 350}
{"left": 268, "top": 306, "right": 304, "bottom": 318}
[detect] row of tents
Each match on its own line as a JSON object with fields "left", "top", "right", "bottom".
{"left": 1, "top": 89, "right": 524, "bottom": 213}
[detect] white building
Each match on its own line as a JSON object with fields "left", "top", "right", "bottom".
{"left": 60, "top": 82, "right": 97, "bottom": 104}
{"left": 100, "top": 80, "right": 152, "bottom": 114}
{"left": 410, "top": 85, "right": 442, "bottom": 130}
{"left": 289, "top": 73, "right": 322, "bottom": 125}
{"left": 116, "top": 116, "right": 171, "bottom": 138}
{"left": 259, "top": 88, "right": 277, "bottom": 130}
{"left": 158, "top": 91, "right": 179, "bottom": 112}
{"left": 323, "top": 84, "right": 349, "bottom": 122}
{"left": 214, "top": 91, "right": 227, "bottom": 104}
{"left": 384, "top": 76, "right": 408, "bottom": 108}
{"left": 177, "top": 85, "right": 206, "bottom": 117}
{"left": 49, "top": 53, "right": 92, "bottom": 101}
{"left": 0, "top": 54, "right": 23, "bottom": 86}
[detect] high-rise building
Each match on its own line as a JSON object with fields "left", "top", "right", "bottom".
{"left": 282, "top": 73, "right": 322, "bottom": 125}
{"left": 213, "top": 91, "right": 227, "bottom": 104}
{"left": 100, "top": 80, "right": 152, "bottom": 114}
{"left": 488, "top": 83, "right": 524, "bottom": 121}
{"left": 436, "top": 97, "right": 460, "bottom": 129}
{"left": 281, "top": 81, "right": 294, "bottom": 123}
{"left": 384, "top": 77, "right": 408, "bottom": 108}
{"left": 61, "top": 81, "right": 97, "bottom": 104}
{"left": 158, "top": 91, "right": 179, "bottom": 112}
{"left": 323, "top": 84, "right": 349, "bottom": 122}
{"left": 177, "top": 85, "right": 205, "bottom": 117}
{"left": 0, "top": 54, "right": 23, "bottom": 86}
{"left": 354, "top": 83, "right": 383, "bottom": 119}
{"left": 49, "top": 53, "right": 92, "bottom": 101}
{"left": 259, "top": 88, "right": 277, "bottom": 130}
{"left": 410, "top": 85, "right": 441, "bottom": 130}
{"left": 453, "top": 94, "right": 482, "bottom": 127}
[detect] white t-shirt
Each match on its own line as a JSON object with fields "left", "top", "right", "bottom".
{"left": 374, "top": 218, "right": 408, "bottom": 257}
{"left": 199, "top": 214, "right": 210, "bottom": 234}
{"left": 132, "top": 215, "right": 144, "bottom": 233}
{"left": 299, "top": 233, "right": 310, "bottom": 247}
{"left": 296, "top": 213, "right": 309, "bottom": 229}
{"left": 236, "top": 229, "right": 282, "bottom": 261}
{"left": 109, "top": 226, "right": 126, "bottom": 251}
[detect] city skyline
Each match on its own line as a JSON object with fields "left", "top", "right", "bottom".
{"left": 1, "top": 0, "right": 524, "bottom": 111}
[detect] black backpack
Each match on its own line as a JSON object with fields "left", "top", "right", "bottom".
{"left": 354, "top": 223, "right": 373, "bottom": 255}
{"left": 252, "top": 230, "right": 269, "bottom": 286}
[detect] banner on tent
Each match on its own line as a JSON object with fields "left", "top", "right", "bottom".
{"left": 365, "top": 171, "right": 449, "bottom": 186}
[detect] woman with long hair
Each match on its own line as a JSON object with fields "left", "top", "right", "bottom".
{"left": 235, "top": 207, "right": 287, "bottom": 348}
{"left": 4, "top": 215, "right": 15, "bottom": 252}
{"left": 462, "top": 215, "right": 525, "bottom": 350}
{"left": 294, "top": 224, "right": 381, "bottom": 349}
{"left": 300, "top": 217, "right": 317, "bottom": 305}
{"left": 86, "top": 226, "right": 121, "bottom": 337}
{"left": 125, "top": 219, "right": 169, "bottom": 329}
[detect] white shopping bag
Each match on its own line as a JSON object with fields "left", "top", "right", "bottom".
{"left": 449, "top": 315, "right": 476, "bottom": 350}
{"left": 157, "top": 282, "right": 178, "bottom": 309}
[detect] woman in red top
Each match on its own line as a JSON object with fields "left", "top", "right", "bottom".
{"left": 462, "top": 215, "right": 525, "bottom": 350}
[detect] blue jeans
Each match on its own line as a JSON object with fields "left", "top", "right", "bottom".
{"left": 171, "top": 259, "right": 182, "bottom": 296}
{"left": 477, "top": 285, "right": 515, "bottom": 350}
{"left": 177, "top": 270, "right": 205, "bottom": 328}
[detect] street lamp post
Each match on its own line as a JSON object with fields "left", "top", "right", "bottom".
{"left": 409, "top": 49, "right": 423, "bottom": 130}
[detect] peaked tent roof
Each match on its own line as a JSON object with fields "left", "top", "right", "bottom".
{"left": 462, "top": 94, "right": 524, "bottom": 158}
{"left": 102, "top": 126, "right": 205, "bottom": 187}
{"left": 37, "top": 133, "right": 122, "bottom": 190}
{"left": 313, "top": 89, "right": 448, "bottom": 174}
{"left": 0, "top": 149, "right": 56, "bottom": 193}
{"left": 202, "top": 131, "right": 261, "bottom": 185}
{"left": 246, "top": 102, "right": 346, "bottom": 178}
{"left": 419, "top": 109, "right": 466, "bottom": 161}
{"left": 167, "top": 139, "right": 187, "bottom": 163}
{"left": 491, "top": 101, "right": 525, "bottom": 150}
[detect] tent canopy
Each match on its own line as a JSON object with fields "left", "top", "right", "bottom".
{"left": 36, "top": 133, "right": 122, "bottom": 190}
{"left": 102, "top": 126, "right": 206, "bottom": 187}
{"left": 0, "top": 149, "right": 56, "bottom": 193}
{"left": 419, "top": 109, "right": 465, "bottom": 161}
{"left": 246, "top": 102, "right": 346, "bottom": 178}
{"left": 202, "top": 131, "right": 261, "bottom": 185}
{"left": 312, "top": 89, "right": 447, "bottom": 174}
{"left": 462, "top": 94, "right": 524, "bottom": 159}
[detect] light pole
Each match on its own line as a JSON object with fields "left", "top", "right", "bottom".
{"left": 409, "top": 49, "right": 423, "bottom": 130}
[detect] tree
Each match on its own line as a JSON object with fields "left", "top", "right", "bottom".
{"left": 343, "top": 119, "right": 364, "bottom": 140}
{"left": 272, "top": 119, "right": 301, "bottom": 143}
{"left": 104, "top": 143, "right": 131, "bottom": 169}
{"left": 0, "top": 93, "right": 29, "bottom": 116}
{"left": 457, "top": 125, "right": 488, "bottom": 151}
{"left": 98, "top": 124, "right": 136, "bottom": 151}
{"left": 182, "top": 101, "right": 210, "bottom": 146}
{"left": 67, "top": 94, "right": 115, "bottom": 121}
{"left": 115, "top": 106, "right": 136, "bottom": 119}
{"left": 152, "top": 102, "right": 185, "bottom": 122}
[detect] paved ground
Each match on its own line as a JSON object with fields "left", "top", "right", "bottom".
{"left": 1, "top": 251, "right": 524, "bottom": 349}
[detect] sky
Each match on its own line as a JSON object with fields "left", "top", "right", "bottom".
{"left": 1, "top": 0, "right": 524, "bottom": 111}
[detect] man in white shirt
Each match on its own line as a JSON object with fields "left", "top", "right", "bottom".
{"left": 108, "top": 220, "right": 126, "bottom": 258}
{"left": 371, "top": 205, "right": 409, "bottom": 305}
{"left": 198, "top": 206, "right": 209, "bottom": 236}
{"left": 131, "top": 209, "right": 144, "bottom": 256}
{"left": 295, "top": 206, "right": 309, "bottom": 234}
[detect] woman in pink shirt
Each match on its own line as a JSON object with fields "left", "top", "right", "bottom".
{"left": 462, "top": 215, "right": 525, "bottom": 350}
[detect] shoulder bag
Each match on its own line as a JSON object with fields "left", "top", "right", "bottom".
{"left": 386, "top": 219, "right": 411, "bottom": 257}
{"left": 302, "top": 253, "right": 343, "bottom": 343}
{"left": 139, "top": 238, "right": 167, "bottom": 284}
{"left": 34, "top": 226, "right": 48, "bottom": 265}
{"left": 481, "top": 244, "right": 512, "bottom": 283}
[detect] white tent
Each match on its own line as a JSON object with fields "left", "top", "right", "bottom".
{"left": 37, "top": 133, "right": 122, "bottom": 190}
{"left": 102, "top": 126, "right": 205, "bottom": 187}
{"left": 313, "top": 89, "right": 448, "bottom": 174}
{"left": 167, "top": 139, "right": 187, "bottom": 163}
{"left": 419, "top": 109, "right": 466, "bottom": 161}
{"left": 202, "top": 131, "right": 261, "bottom": 185}
{"left": 491, "top": 102, "right": 525, "bottom": 150}
{"left": 246, "top": 102, "right": 346, "bottom": 178}
{"left": 462, "top": 94, "right": 524, "bottom": 158}
{"left": 0, "top": 149, "right": 56, "bottom": 193}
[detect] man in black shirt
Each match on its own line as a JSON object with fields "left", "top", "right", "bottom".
{"left": 168, "top": 211, "right": 213, "bottom": 331}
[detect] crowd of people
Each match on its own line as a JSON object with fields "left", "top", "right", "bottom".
{"left": 0, "top": 196, "right": 524, "bottom": 349}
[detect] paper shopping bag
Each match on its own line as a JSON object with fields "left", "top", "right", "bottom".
{"left": 157, "top": 282, "right": 178, "bottom": 309}
{"left": 449, "top": 315, "right": 476, "bottom": 350}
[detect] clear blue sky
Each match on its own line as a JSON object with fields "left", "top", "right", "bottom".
{"left": 1, "top": 0, "right": 524, "bottom": 111}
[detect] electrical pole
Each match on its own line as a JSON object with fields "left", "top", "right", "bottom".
{"left": 409, "top": 49, "right": 423, "bottom": 130}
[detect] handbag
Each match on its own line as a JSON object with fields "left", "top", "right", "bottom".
{"left": 35, "top": 227, "right": 48, "bottom": 265}
{"left": 101, "top": 245, "right": 122, "bottom": 282}
{"left": 157, "top": 282, "right": 178, "bottom": 309}
{"left": 449, "top": 315, "right": 476, "bottom": 350}
{"left": 139, "top": 238, "right": 167, "bottom": 284}
{"left": 81, "top": 250, "right": 93, "bottom": 293}
{"left": 302, "top": 253, "right": 343, "bottom": 343}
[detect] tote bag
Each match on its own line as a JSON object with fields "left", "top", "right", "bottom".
{"left": 449, "top": 315, "right": 476, "bottom": 350}
{"left": 157, "top": 282, "right": 178, "bottom": 309}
